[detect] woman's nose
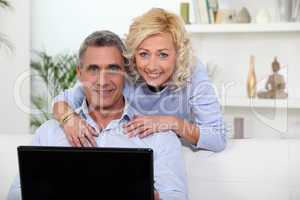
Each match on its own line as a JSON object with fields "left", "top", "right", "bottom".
{"left": 145, "top": 56, "right": 160, "bottom": 72}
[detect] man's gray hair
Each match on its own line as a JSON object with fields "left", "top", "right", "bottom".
{"left": 79, "top": 30, "right": 128, "bottom": 65}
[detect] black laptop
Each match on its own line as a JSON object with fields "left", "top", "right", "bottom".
{"left": 17, "top": 146, "right": 154, "bottom": 200}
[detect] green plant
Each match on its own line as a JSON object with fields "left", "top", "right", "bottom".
{"left": 0, "top": 0, "right": 10, "bottom": 7}
{"left": 30, "top": 51, "right": 78, "bottom": 131}
{"left": 0, "top": 0, "right": 13, "bottom": 52}
{"left": 0, "top": 32, "right": 13, "bottom": 51}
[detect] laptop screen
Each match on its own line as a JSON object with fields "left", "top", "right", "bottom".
{"left": 18, "top": 146, "right": 154, "bottom": 200}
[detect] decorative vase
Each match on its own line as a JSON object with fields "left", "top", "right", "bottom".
{"left": 277, "top": 0, "right": 292, "bottom": 22}
{"left": 255, "top": 9, "right": 271, "bottom": 23}
{"left": 247, "top": 55, "right": 257, "bottom": 98}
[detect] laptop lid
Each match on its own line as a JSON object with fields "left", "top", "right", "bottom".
{"left": 18, "top": 146, "right": 154, "bottom": 200}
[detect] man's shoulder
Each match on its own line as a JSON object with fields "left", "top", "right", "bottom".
{"left": 152, "top": 131, "right": 181, "bottom": 148}
{"left": 35, "top": 119, "right": 61, "bottom": 134}
{"left": 154, "top": 130, "right": 177, "bottom": 138}
{"left": 33, "top": 119, "right": 66, "bottom": 145}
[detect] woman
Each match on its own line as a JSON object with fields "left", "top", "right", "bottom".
{"left": 53, "top": 8, "right": 227, "bottom": 152}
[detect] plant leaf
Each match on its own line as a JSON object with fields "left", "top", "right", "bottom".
{"left": 30, "top": 51, "right": 77, "bottom": 131}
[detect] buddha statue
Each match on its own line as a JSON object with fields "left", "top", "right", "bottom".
{"left": 257, "top": 57, "right": 288, "bottom": 99}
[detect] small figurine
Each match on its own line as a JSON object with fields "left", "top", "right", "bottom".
{"left": 237, "top": 7, "right": 251, "bottom": 23}
{"left": 257, "top": 57, "right": 288, "bottom": 99}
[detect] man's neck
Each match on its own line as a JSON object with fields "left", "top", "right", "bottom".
{"left": 88, "top": 98, "right": 125, "bottom": 129}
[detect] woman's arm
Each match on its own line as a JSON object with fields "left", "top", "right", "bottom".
{"left": 124, "top": 115, "right": 199, "bottom": 145}
{"left": 172, "top": 116, "right": 200, "bottom": 145}
{"left": 52, "top": 84, "right": 97, "bottom": 147}
{"left": 187, "top": 63, "right": 227, "bottom": 152}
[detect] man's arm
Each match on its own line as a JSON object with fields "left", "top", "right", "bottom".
{"left": 153, "top": 131, "right": 188, "bottom": 200}
{"left": 7, "top": 120, "right": 60, "bottom": 200}
{"left": 7, "top": 175, "right": 22, "bottom": 200}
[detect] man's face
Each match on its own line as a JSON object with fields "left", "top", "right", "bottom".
{"left": 77, "top": 46, "right": 125, "bottom": 111}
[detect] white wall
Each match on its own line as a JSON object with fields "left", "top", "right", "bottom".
{"left": 0, "top": 0, "right": 30, "bottom": 134}
{"left": 31, "top": 0, "right": 182, "bottom": 55}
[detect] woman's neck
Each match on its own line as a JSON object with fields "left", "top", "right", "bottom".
{"left": 146, "top": 84, "right": 166, "bottom": 93}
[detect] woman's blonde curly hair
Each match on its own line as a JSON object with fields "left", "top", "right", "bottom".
{"left": 125, "top": 8, "right": 194, "bottom": 90}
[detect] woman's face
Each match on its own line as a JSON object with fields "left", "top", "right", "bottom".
{"left": 135, "top": 32, "right": 177, "bottom": 87}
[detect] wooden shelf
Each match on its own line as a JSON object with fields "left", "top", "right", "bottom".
{"left": 186, "top": 23, "right": 300, "bottom": 33}
{"left": 220, "top": 97, "right": 300, "bottom": 109}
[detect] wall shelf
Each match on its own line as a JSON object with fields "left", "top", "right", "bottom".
{"left": 220, "top": 97, "right": 300, "bottom": 109}
{"left": 186, "top": 23, "right": 300, "bottom": 33}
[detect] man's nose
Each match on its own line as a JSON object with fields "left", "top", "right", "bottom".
{"left": 96, "top": 70, "right": 110, "bottom": 86}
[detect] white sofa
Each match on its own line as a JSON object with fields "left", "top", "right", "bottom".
{"left": 1, "top": 134, "right": 300, "bottom": 200}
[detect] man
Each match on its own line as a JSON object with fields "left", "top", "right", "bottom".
{"left": 8, "top": 31, "right": 188, "bottom": 200}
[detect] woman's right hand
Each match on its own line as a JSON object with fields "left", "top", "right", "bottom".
{"left": 62, "top": 113, "right": 98, "bottom": 147}
{"left": 154, "top": 191, "right": 160, "bottom": 200}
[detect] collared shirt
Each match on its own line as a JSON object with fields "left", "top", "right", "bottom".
{"left": 8, "top": 99, "right": 188, "bottom": 200}
{"left": 54, "top": 61, "right": 227, "bottom": 152}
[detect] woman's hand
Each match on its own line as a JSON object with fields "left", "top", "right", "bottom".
{"left": 62, "top": 114, "right": 98, "bottom": 147}
{"left": 123, "top": 115, "right": 178, "bottom": 138}
{"left": 154, "top": 191, "right": 160, "bottom": 200}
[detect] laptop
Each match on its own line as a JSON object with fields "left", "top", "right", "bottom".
{"left": 17, "top": 146, "right": 154, "bottom": 200}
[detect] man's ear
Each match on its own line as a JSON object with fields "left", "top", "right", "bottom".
{"left": 76, "top": 65, "right": 82, "bottom": 81}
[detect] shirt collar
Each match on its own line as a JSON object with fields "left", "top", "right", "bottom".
{"left": 77, "top": 96, "right": 135, "bottom": 124}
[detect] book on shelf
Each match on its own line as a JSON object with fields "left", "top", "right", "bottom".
{"left": 291, "top": 0, "right": 300, "bottom": 22}
{"left": 192, "top": 0, "right": 219, "bottom": 24}
{"left": 206, "top": 0, "right": 214, "bottom": 24}
{"left": 191, "top": 0, "right": 202, "bottom": 24}
{"left": 199, "top": 0, "right": 209, "bottom": 24}
{"left": 208, "top": 0, "right": 219, "bottom": 23}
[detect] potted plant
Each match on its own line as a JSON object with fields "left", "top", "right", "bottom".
{"left": 31, "top": 51, "right": 77, "bottom": 131}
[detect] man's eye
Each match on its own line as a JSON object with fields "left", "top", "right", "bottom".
{"left": 159, "top": 52, "right": 168, "bottom": 58}
{"left": 109, "top": 65, "right": 121, "bottom": 71}
{"left": 87, "top": 66, "right": 99, "bottom": 73}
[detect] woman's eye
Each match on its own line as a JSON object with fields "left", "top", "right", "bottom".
{"left": 159, "top": 52, "right": 168, "bottom": 58}
{"left": 139, "top": 52, "right": 149, "bottom": 58}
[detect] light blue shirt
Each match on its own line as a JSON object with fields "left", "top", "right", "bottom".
{"left": 54, "top": 62, "right": 227, "bottom": 152}
{"left": 8, "top": 99, "right": 188, "bottom": 200}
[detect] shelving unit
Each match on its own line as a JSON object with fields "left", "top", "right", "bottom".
{"left": 220, "top": 97, "right": 300, "bottom": 109}
{"left": 186, "top": 22, "right": 300, "bottom": 110}
{"left": 186, "top": 14, "right": 300, "bottom": 138}
{"left": 186, "top": 22, "right": 300, "bottom": 33}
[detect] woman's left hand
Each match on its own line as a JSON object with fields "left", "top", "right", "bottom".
{"left": 123, "top": 115, "right": 178, "bottom": 138}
